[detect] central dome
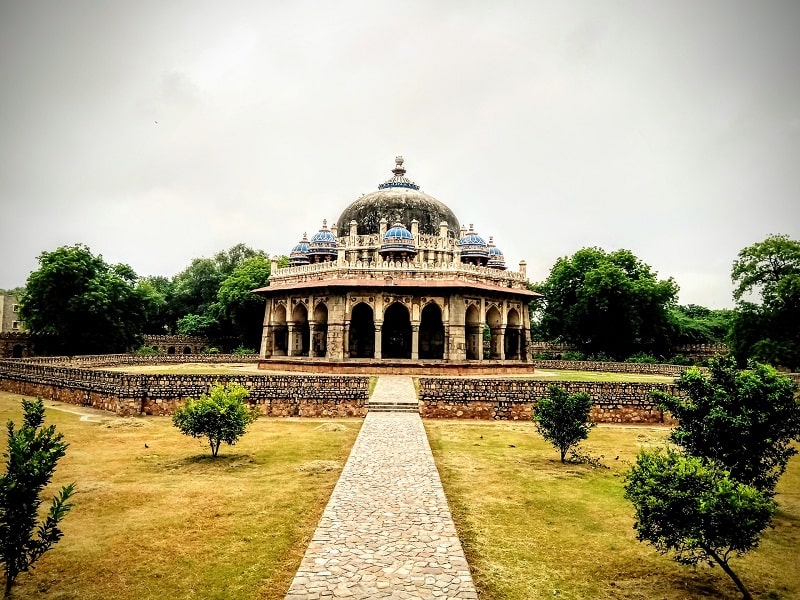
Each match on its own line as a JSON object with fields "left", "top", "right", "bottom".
{"left": 336, "top": 157, "right": 460, "bottom": 236}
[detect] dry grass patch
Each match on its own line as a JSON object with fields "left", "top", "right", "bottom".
{"left": 0, "top": 391, "right": 360, "bottom": 600}
{"left": 426, "top": 420, "right": 800, "bottom": 600}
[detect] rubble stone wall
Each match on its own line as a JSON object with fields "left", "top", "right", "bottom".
{"left": 0, "top": 359, "right": 368, "bottom": 417}
{"left": 418, "top": 377, "right": 681, "bottom": 424}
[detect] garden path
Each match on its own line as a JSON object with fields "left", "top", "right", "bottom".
{"left": 285, "top": 375, "right": 477, "bottom": 599}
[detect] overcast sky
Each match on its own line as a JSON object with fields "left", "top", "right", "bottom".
{"left": 1, "top": 1, "right": 798, "bottom": 308}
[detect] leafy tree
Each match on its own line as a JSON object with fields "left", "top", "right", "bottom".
{"left": 19, "top": 244, "right": 147, "bottom": 355}
{"left": 532, "top": 385, "right": 594, "bottom": 463}
{"left": 624, "top": 448, "right": 774, "bottom": 600}
{"left": 1, "top": 398, "right": 75, "bottom": 597}
{"left": 652, "top": 356, "right": 800, "bottom": 492}
{"left": 172, "top": 382, "right": 259, "bottom": 457}
{"left": 730, "top": 234, "right": 800, "bottom": 370}
{"left": 136, "top": 276, "right": 174, "bottom": 334}
{"left": 667, "top": 304, "right": 734, "bottom": 346}
{"left": 175, "top": 313, "right": 218, "bottom": 337}
{"left": 533, "top": 247, "right": 678, "bottom": 359}
{"left": 215, "top": 256, "right": 271, "bottom": 350}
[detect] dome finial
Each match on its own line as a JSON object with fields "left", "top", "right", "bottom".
{"left": 379, "top": 155, "right": 419, "bottom": 190}
{"left": 393, "top": 155, "right": 405, "bottom": 176}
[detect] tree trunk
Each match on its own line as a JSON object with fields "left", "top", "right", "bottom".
{"left": 5, "top": 572, "right": 13, "bottom": 598}
{"left": 707, "top": 547, "right": 752, "bottom": 600}
{"left": 560, "top": 447, "right": 566, "bottom": 463}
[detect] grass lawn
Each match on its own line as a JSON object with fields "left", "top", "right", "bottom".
{"left": 0, "top": 391, "right": 361, "bottom": 600}
{"left": 426, "top": 420, "right": 800, "bottom": 600}
{"left": 524, "top": 369, "right": 675, "bottom": 383}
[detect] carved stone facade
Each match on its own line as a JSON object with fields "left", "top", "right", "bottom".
{"left": 255, "top": 157, "right": 538, "bottom": 372}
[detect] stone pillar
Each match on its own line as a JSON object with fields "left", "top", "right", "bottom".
{"left": 443, "top": 323, "right": 451, "bottom": 360}
{"left": 477, "top": 324, "right": 485, "bottom": 361}
{"left": 519, "top": 260, "right": 527, "bottom": 279}
{"left": 410, "top": 219, "right": 419, "bottom": 237}
{"left": 379, "top": 217, "right": 388, "bottom": 237}
{"left": 374, "top": 325, "right": 382, "bottom": 360}
{"left": 309, "top": 322, "right": 318, "bottom": 357}
{"left": 349, "top": 220, "right": 358, "bottom": 238}
{"left": 497, "top": 329, "right": 506, "bottom": 361}
{"left": 342, "top": 322, "right": 350, "bottom": 358}
{"left": 286, "top": 323, "right": 297, "bottom": 356}
{"left": 411, "top": 324, "right": 419, "bottom": 360}
{"left": 260, "top": 325, "right": 272, "bottom": 358}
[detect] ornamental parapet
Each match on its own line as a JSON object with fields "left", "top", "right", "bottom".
{"left": 269, "top": 259, "right": 529, "bottom": 289}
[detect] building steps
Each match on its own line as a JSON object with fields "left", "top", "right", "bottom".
{"left": 368, "top": 401, "right": 420, "bottom": 413}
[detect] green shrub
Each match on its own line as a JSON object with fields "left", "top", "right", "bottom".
{"left": 588, "top": 352, "right": 614, "bottom": 362}
{"left": 626, "top": 352, "right": 658, "bottom": 364}
{"left": 562, "top": 350, "right": 585, "bottom": 361}
{"left": 533, "top": 352, "right": 554, "bottom": 360}
{"left": 135, "top": 345, "right": 161, "bottom": 356}
{"left": 667, "top": 354, "right": 693, "bottom": 366}
{"left": 232, "top": 345, "right": 256, "bottom": 355}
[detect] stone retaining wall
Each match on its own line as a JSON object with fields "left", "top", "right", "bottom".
{"left": 532, "top": 359, "right": 691, "bottom": 376}
{"left": 418, "top": 377, "right": 681, "bottom": 424}
{"left": 0, "top": 359, "right": 368, "bottom": 417}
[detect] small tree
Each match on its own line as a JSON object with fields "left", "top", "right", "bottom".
{"left": 532, "top": 385, "right": 594, "bottom": 463}
{"left": 624, "top": 448, "right": 775, "bottom": 600}
{"left": 172, "top": 382, "right": 259, "bottom": 457}
{"left": 652, "top": 356, "right": 800, "bottom": 492}
{"left": 1, "top": 398, "right": 75, "bottom": 598}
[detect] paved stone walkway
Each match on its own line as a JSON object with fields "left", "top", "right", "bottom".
{"left": 285, "top": 375, "right": 477, "bottom": 599}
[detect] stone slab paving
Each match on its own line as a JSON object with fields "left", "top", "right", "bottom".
{"left": 285, "top": 375, "right": 477, "bottom": 599}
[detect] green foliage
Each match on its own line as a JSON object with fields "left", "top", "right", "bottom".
{"left": 624, "top": 448, "right": 775, "bottom": 599}
{"left": 134, "top": 345, "right": 161, "bottom": 356}
{"left": 135, "top": 276, "right": 174, "bottom": 334}
{"left": 172, "top": 383, "right": 259, "bottom": 457}
{"left": 561, "top": 350, "right": 585, "bottom": 361}
{"left": 0, "top": 398, "right": 75, "bottom": 596}
{"left": 666, "top": 354, "right": 694, "bottom": 366}
{"left": 667, "top": 304, "right": 734, "bottom": 346}
{"left": 202, "top": 347, "right": 220, "bottom": 354}
{"left": 176, "top": 313, "right": 218, "bottom": 337}
{"left": 532, "top": 385, "right": 594, "bottom": 463}
{"left": 20, "top": 244, "right": 146, "bottom": 355}
{"left": 534, "top": 247, "right": 678, "bottom": 359}
{"left": 215, "top": 256, "right": 270, "bottom": 350}
{"left": 231, "top": 345, "right": 256, "bottom": 355}
{"left": 652, "top": 356, "right": 800, "bottom": 492}
{"left": 730, "top": 234, "right": 800, "bottom": 370}
{"left": 625, "top": 352, "right": 658, "bottom": 364}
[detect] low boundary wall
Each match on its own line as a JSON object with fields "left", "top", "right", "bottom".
{"left": 418, "top": 377, "right": 681, "bottom": 424}
{"left": 532, "top": 359, "right": 691, "bottom": 376}
{"left": 0, "top": 358, "right": 368, "bottom": 417}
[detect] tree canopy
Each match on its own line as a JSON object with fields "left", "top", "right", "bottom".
{"left": 215, "top": 256, "right": 272, "bottom": 350}
{"left": 533, "top": 247, "right": 678, "bottom": 358}
{"left": 624, "top": 448, "right": 774, "bottom": 599}
{"left": 729, "top": 234, "right": 800, "bottom": 370}
{"left": 652, "top": 356, "right": 800, "bottom": 492}
{"left": 20, "top": 245, "right": 147, "bottom": 355}
{"left": 532, "top": 385, "right": 594, "bottom": 463}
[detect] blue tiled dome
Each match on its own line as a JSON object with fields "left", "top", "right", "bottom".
{"left": 458, "top": 225, "right": 489, "bottom": 262}
{"left": 289, "top": 233, "right": 310, "bottom": 266}
{"left": 487, "top": 237, "right": 506, "bottom": 270}
{"left": 380, "top": 221, "right": 417, "bottom": 258}
{"left": 307, "top": 220, "right": 338, "bottom": 261}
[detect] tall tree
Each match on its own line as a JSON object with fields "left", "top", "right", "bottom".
{"left": 20, "top": 245, "right": 146, "bottom": 355}
{"left": 533, "top": 247, "right": 678, "bottom": 358}
{"left": 730, "top": 234, "right": 800, "bottom": 370}
{"left": 215, "top": 256, "right": 271, "bottom": 350}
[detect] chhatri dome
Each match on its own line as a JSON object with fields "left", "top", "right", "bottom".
{"left": 336, "top": 156, "right": 460, "bottom": 236}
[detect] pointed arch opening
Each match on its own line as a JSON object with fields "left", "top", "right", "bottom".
{"left": 506, "top": 308, "right": 521, "bottom": 360}
{"left": 312, "top": 302, "right": 329, "bottom": 357}
{"left": 382, "top": 302, "right": 411, "bottom": 359}
{"left": 291, "top": 303, "right": 310, "bottom": 357}
{"left": 419, "top": 302, "right": 444, "bottom": 359}
{"left": 272, "top": 303, "right": 288, "bottom": 356}
{"left": 349, "top": 303, "right": 375, "bottom": 358}
{"left": 465, "top": 304, "right": 481, "bottom": 360}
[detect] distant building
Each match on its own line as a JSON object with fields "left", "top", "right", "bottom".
{"left": 0, "top": 294, "right": 24, "bottom": 333}
{"left": 0, "top": 294, "right": 30, "bottom": 358}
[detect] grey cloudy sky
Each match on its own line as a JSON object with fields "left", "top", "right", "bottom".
{"left": 1, "top": 0, "right": 798, "bottom": 308}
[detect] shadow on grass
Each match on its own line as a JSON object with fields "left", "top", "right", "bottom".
{"left": 159, "top": 453, "right": 258, "bottom": 472}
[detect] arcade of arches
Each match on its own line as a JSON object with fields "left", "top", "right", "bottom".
{"left": 260, "top": 290, "right": 531, "bottom": 364}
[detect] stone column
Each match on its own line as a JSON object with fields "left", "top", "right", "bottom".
{"left": 287, "top": 324, "right": 296, "bottom": 357}
{"left": 411, "top": 324, "right": 420, "bottom": 360}
{"left": 477, "top": 324, "right": 485, "bottom": 361}
{"left": 374, "top": 325, "right": 383, "bottom": 360}
{"left": 343, "top": 322, "right": 350, "bottom": 358}
{"left": 309, "top": 322, "right": 318, "bottom": 357}
{"left": 496, "top": 328, "right": 506, "bottom": 361}
{"left": 443, "top": 323, "right": 450, "bottom": 360}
